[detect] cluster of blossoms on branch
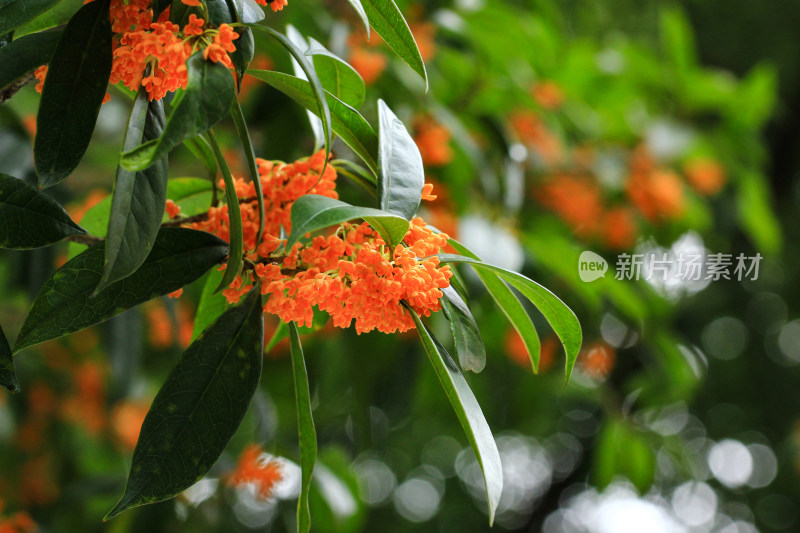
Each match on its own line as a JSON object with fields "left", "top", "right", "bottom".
{"left": 167, "top": 150, "right": 452, "bottom": 334}
{"left": 34, "top": 0, "right": 264, "bottom": 101}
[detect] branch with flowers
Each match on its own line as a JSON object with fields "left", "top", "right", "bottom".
{"left": 0, "top": 0, "right": 582, "bottom": 529}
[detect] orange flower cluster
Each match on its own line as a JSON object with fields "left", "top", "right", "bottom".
{"left": 509, "top": 110, "right": 564, "bottom": 165}
{"left": 626, "top": 146, "right": 686, "bottom": 222}
{"left": 254, "top": 0, "right": 288, "bottom": 12}
{"left": 171, "top": 150, "right": 452, "bottom": 334}
{"left": 36, "top": 0, "right": 242, "bottom": 101}
{"left": 110, "top": 400, "right": 150, "bottom": 450}
{"left": 579, "top": 341, "right": 616, "bottom": 379}
{"left": 532, "top": 81, "right": 565, "bottom": 110}
{"left": 251, "top": 217, "right": 452, "bottom": 334}
{"left": 414, "top": 117, "right": 453, "bottom": 167}
{"left": 227, "top": 445, "right": 283, "bottom": 499}
{"left": 190, "top": 150, "right": 338, "bottom": 252}
{"left": 684, "top": 157, "right": 726, "bottom": 196}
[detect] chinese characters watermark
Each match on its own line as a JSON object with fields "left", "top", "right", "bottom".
{"left": 579, "top": 251, "right": 762, "bottom": 282}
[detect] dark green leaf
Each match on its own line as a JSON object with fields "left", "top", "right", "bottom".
{"left": 288, "top": 323, "right": 317, "bottom": 533}
{"left": 0, "top": 172, "right": 85, "bottom": 249}
{"left": 306, "top": 37, "right": 366, "bottom": 108}
{"left": 377, "top": 99, "right": 424, "bottom": 220}
{"left": 192, "top": 267, "right": 228, "bottom": 341}
{"left": 248, "top": 70, "right": 378, "bottom": 175}
{"left": 14, "top": 227, "right": 228, "bottom": 353}
{"left": 97, "top": 91, "right": 168, "bottom": 292}
{"left": 361, "top": 0, "right": 427, "bottom": 86}
{"left": 170, "top": 0, "right": 233, "bottom": 26}
{"left": 34, "top": 0, "right": 113, "bottom": 187}
{"left": 226, "top": 0, "right": 264, "bottom": 23}
{"left": 252, "top": 26, "right": 332, "bottom": 165}
{"left": 0, "top": 0, "right": 65, "bottom": 35}
{"left": 287, "top": 194, "right": 409, "bottom": 250}
{"left": 409, "top": 309, "right": 502, "bottom": 524}
{"left": 441, "top": 286, "right": 485, "bottom": 373}
{"left": 153, "top": 0, "right": 171, "bottom": 18}
{"left": 120, "top": 53, "right": 235, "bottom": 172}
{"left": 105, "top": 288, "right": 264, "bottom": 519}
{"left": 207, "top": 130, "right": 244, "bottom": 294}
{"left": 230, "top": 27, "right": 254, "bottom": 90}
{"left": 0, "top": 29, "right": 62, "bottom": 91}
{"left": 437, "top": 254, "right": 582, "bottom": 382}
{"left": 0, "top": 323, "right": 19, "bottom": 393}
{"left": 14, "top": 0, "right": 82, "bottom": 37}
{"left": 448, "top": 239, "right": 541, "bottom": 372}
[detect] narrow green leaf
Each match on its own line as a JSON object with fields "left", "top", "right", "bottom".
{"left": 287, "top": 194, "right": 409, "bottom": 250}
{"left": 409, "top": 309, "right": 502, "bottom": 524}
{"left": 0, "top": 0, "right": 65, "bottom": 35}
{"left": 34, "top": 0, "right": 113, "bottom": 187}
{"left": 207, "top": 130, "right": 244, "bottom": 294}
{"left": 377, "top": 99, "right": 424, "bottom": 221}
{"left": 361, "top": 0, "right": 427, "bottom": 86}
{"left": 437, "top": 254, "right": 582, "bottom": 382}
{"left": 105, "top": 288, "right": 264, "bottom": 520}
{"left": 448, "top": 239, "right": 541, "bottom": 372}
{"left": 97, "top": 91, "right": 168, "bottom": 292}
{"left": 182, "top": 136, "right": 217, "bottom": 179}
{"left": 0, "top": 323, "right": 19, "bottom": 393}
{"left": 306, "top": 37, "right": 366, "bottom": 108}
{"left": 248, "top": 70, "right": 378, "bottom": 175}
{"left": 286, "top": 25, "right": 324, "bottom": 151}
{"left": 14, "top": 227, "right": 228, "bottom": 353}
{"left": 192, "top": 267, "right": 227, "bottom": 341}
{"left": 0, "top": 29, "right": 62, "bottom": 90}
{"left": 120, "top": 53, "right": 235, "bottom": 172}
{"left": 230, "top": 100, "right": 265, "bottom": 247}
{"left": 441, "top": 286, "right": 485, "bottom": 373}
{"left": 288, "top": 323, "right": 317, "bottom": 533}
{"left": 226, "top": 0, "right": 264, "bottom": 23}
{"left": 252, "top": 26, "right": 332, "bottom": 165}
{"left": 0, "top": 173, "right": 85, "bottom": 249}
{"left": 344, "top": 0, "right": 370, "bottom": 39}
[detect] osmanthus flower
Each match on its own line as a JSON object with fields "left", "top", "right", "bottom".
{"left": 226, "top": 445, "right": 283, "bottom": 500}
{"left": 36, "top": 0, "right": 243, "bottom": 102}
{"left": 169, "top": 150, "right": 453, "bottom": 335}
{"left": 254, "top": 0, "right": 289, "bottom": 13}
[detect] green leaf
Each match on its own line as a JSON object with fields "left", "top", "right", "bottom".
{"left": 165, "top": 177, "right": 212, "bottom": 217}
{"left": 120, "top": 53, "right": 235, "bottom": 172}
{"left": 247, "top": 70, "right": 378, "bottom": 175}
{"left": 0, "top": 29, "right": 62, "bottom": 90}
{"left": 252, "top": 26, "right": 332, "bottom": 165}
{"left": 226, "top": 0, "right": 264, "bottom": 23}
{"left": 306, "top": 38, "right": 365, "bottom": 108}
{"left": 408, "top": 309, "right": 502, "bottom": 524}
{"left": 230, "top": 100, "right": 265, "bottom": 246}
{"left": 207, "top": 130, "right": 244, "bottom": 294}
{"left": 377, "top": 99, "right": 424, "bottom": 221}
{"left": 447, "top": 239, "right": 541, "bottom": 372}
{"left": 182, "top": 136, "right": 217, "bottom": 179}
{"left": 105, "top": 288, "right": 264, "bottom": 520}
{"left": 285, "top": 26, "right": 324, "bottom": 152}
{"left": 738, "top": 170, "right": 781, "bottom": 254}
{"left": 34, "top": 0, "right": 113, "bottom": 187}
{"left": 437, "top": 253, "right": 582, "bottom": 382}
{"left": 441, "top": 286, "right": 485, "bottom": 373}
{"left": 344, "top": 0, "right": 369, "bottom": 39}
{"left": 0, "top": 0, "right": 65, "bottom": 35}
{"left": 594, "top": 418, "right": 655, "bottom": 493}
{"left": 14, "top": 0, "right": 82, "bottom": 37}
{"left": 288, "top": 323, "right": 317, "bottom": 533}
{"left": 192, "top": 267, "right": 228, "bottom": 341}
{"left": 287, "top": 194, "right": 409, "bottom": 250}
{"left": 361, "top": 0, "right": 427, "bottom": 86}
{"left": 0, "top": 323, "right": 19, "bottom": 393}
{"left": 97, "top": 91, "right": 168, "bottom": 292}
{"left": 0, "top": 172, "right": 85, "bottom": 249}
{"left": 14, "top": 227, "right": 228, "bottom": 353}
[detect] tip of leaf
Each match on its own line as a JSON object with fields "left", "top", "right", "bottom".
{"left": 1, "top": 376, "right": 20, "bottom": 394}
{"left": 103, "top": 499, "right": 129, "bottom": 522}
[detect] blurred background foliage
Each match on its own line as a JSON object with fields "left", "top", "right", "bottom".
{"left": 1, "top": 0, "right": 799, "bottom": 531}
